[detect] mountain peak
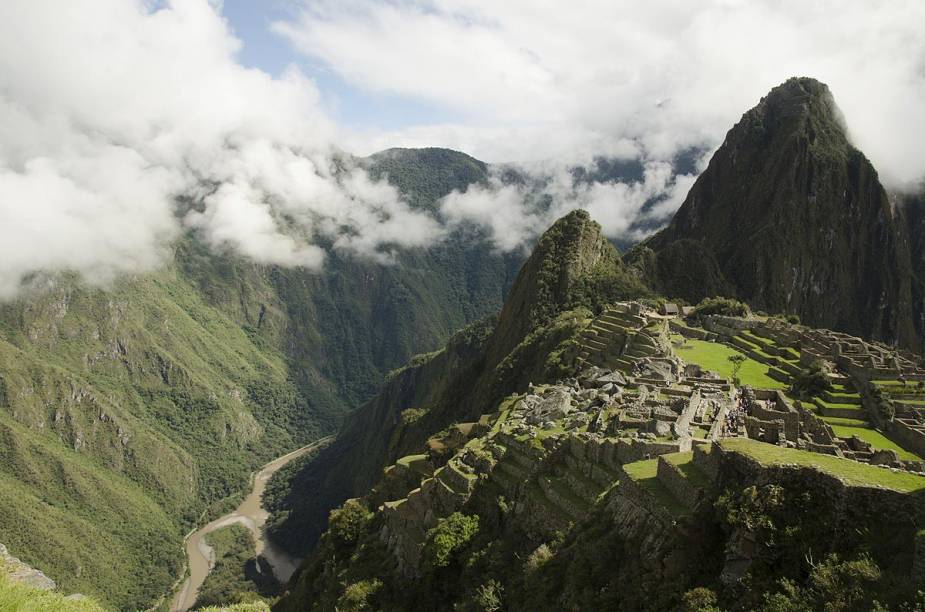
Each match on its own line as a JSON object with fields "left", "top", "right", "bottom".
{"left": 730, "top": 76, "right": 848, "bottom": 156}
{"left": 489, "top": 209, "right": 645, "bottom": 362}
{"left": 632, "top": 77, "right": 919, "bottom": 349}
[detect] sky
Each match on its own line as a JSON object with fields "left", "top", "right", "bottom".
{"left": 0, "top": 0, "right": 924, "bottom": 298}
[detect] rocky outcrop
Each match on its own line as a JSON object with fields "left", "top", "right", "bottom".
{"left": 1, "top": 543, "right": 55, "bottom": 591}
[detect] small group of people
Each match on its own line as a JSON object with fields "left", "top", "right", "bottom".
{"left": 721, "top": 393, "right": 753, "bottom": 437}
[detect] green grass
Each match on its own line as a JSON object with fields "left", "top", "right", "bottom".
{"left": 828, "top": 426, "right": 921, "bottom": 461}
{"left": 813, "top": 398, "right": 864, "bottom": 412}
{"left": 720, "top": 438, "right": 925, "bottom": 492}
{"left": 0, "top": 573, "right": 107, "bottom": 612}
{"left": 672, "top": 337, "right": 785, "bottom": 389}
{"left": 818, "top": 416, "right": 868, "bottom": 427}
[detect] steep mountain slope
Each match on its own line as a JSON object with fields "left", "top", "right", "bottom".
{"left": 265, "top": 210, "right": 650, "bottom": 554}
{"left": 629, "top": 77, "right": 919, "bottom": 349}
{"left": 0, "top": 148, "right": 520, "bottom": 609}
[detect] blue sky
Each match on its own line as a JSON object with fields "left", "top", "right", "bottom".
{"left": 221, "top": 0, "right": 462, "bottom": 131}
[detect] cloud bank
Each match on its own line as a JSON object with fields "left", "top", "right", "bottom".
{"left": 0, "top": 0, "right": 443, "bottom": 299}
{"left": 281, "top": 0, "right": 925, "bottom": 187}
{"left": 3, "top": 0, "right": 924, "bottom": 299}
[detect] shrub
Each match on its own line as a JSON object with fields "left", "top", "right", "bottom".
{"left": 336, "top": 579, "right": 383, "bottom": 611}
{"left": 475, "top": 579, "right": 504, "bottom": 612}
{"left": 790, "top": 360, "right": 832, "bottom": 399}
{"left": 525, "top": 543, "right": 554, "bottom": 573}
{"left": 400, "top": 407, "right": 427, "bottom": 425}
{"left": 424, "top": 512, "right": 480, "bottom": 568}
{"left": 681, "top": 587, "right": 721, "bottom": 612}
{"left": 690, "top": 297, "right": 750, "bottom": 318}
{"left": 328, "top": 499, "right": 373, "bottom": 548}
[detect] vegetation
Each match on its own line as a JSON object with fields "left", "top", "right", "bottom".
{"left": 193, "top": 524, "right": 279, "bottom": 609}
{"left": 790, "top": 360, "right": 833, "bottom": 399}
{"left": 0, "top": 573, "right": 107, "bottom": 612}
{"left": 690, "top": 297, "right": 750, "bottom": 318}
{"left": 673, "top": 337, "right": 785, "bottom": 388}
{"left": 423, "top": 512, "right": 480, "bottom": 569}
{"left": 728, "top": 354, "right": 747, "bottom": 386}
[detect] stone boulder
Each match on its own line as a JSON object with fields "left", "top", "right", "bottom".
{"left": 525, "top": 388, "right": 574, "bottom": 424}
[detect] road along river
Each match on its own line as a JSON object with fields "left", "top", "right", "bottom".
{"left": 170, "top": 437, "right": 333, "bottom": 612}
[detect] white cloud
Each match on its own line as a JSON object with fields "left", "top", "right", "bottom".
{"left": 280, "top": 0, "right": 925, "bottom": 187}
{"left": 4, "top": 0, "right": 922, "bottom": 297}
{"left": 440, "top": 160, "right": 698, "bottom": 251}
{"left": 0, "top": 0, "right": 443, "bottom": 299}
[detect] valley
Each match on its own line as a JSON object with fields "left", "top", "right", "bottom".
{"left": 170, "top": 436, "right": 333, "bottom": 612}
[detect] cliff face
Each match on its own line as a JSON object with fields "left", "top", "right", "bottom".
{"left": 631, "top": 77, "right": 919, "bottom": 349}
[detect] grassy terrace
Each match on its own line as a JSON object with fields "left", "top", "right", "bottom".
{"left": 622, "top": 458, "right": 686, "bottom": 515}
{"left": 813, "top": 398, "right": 864, "bottom": 411}
{"left": 720, "top": 438, "right": 925, "bottom": 492}
{"left": 828, "top": 426, "right": 921, "bottom": 461}
{"left": 661, "top": 451, "right": 712, "bottom": 490}
{"left": 672, "top": 336, "right": 785, "bottom": 389}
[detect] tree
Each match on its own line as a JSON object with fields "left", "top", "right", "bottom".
{"left": 728, "top": 354, "right": 747, "bottom": 386}
{"left": 424, "top": 512, "right": 480, "bottom": 568}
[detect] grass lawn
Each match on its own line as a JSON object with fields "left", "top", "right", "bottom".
{"left": 829, "top": 425, "right": 922, "bottom": 461}
{"left": 672, "top": 337, "right": 785, "bottom": 389}
{"left": 720, "top": 438, "right": 925, "bottom": 492}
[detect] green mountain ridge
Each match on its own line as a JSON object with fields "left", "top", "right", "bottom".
{"left": 0, "top": 149, "right": 521, "bottom": 610}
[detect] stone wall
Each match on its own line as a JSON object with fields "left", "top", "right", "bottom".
{"left": 914, "top": 531, "right": 925, "bottom": 587}
{"left": 657, "top": 457, "right": 703, "bottom": 509}
{"left": 888, "top": 419, "right": 925, "bottom": 461}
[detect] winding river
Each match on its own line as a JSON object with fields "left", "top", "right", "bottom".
{"left": 170, "top": 437, "right": 333, "bottom": 612}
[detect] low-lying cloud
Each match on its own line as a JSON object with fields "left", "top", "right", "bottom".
{"left": 4, "top": 1, "right": 923, "bottom": 299}
{"left": 282, "top": 0, "right": 925, "bottom": 187}
{"left": 441, "top": 160, "right": 698, "bottom": 252}
{"left": 0, "top": 0, "right": 444, "bottom": 299}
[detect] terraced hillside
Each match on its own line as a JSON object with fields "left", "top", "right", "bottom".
{"left": 672, "top": 314, "right": 922, "bottom": 464}
{"left": 278, "top": 318, "right": 925, "bottom": 610}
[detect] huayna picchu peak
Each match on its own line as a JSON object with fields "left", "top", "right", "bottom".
{"left": 629, "top": 76, "right": 921, "bottom": 351}
{"left": 4, "top": 3, "right": 925, "bottom": 609}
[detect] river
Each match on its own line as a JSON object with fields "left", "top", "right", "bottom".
{"left": 169, "top": 437, "right": 332, "bottom": 612}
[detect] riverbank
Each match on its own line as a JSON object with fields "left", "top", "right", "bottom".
{"left": 169, "top": 437, "right": 333, "bottom": 612}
